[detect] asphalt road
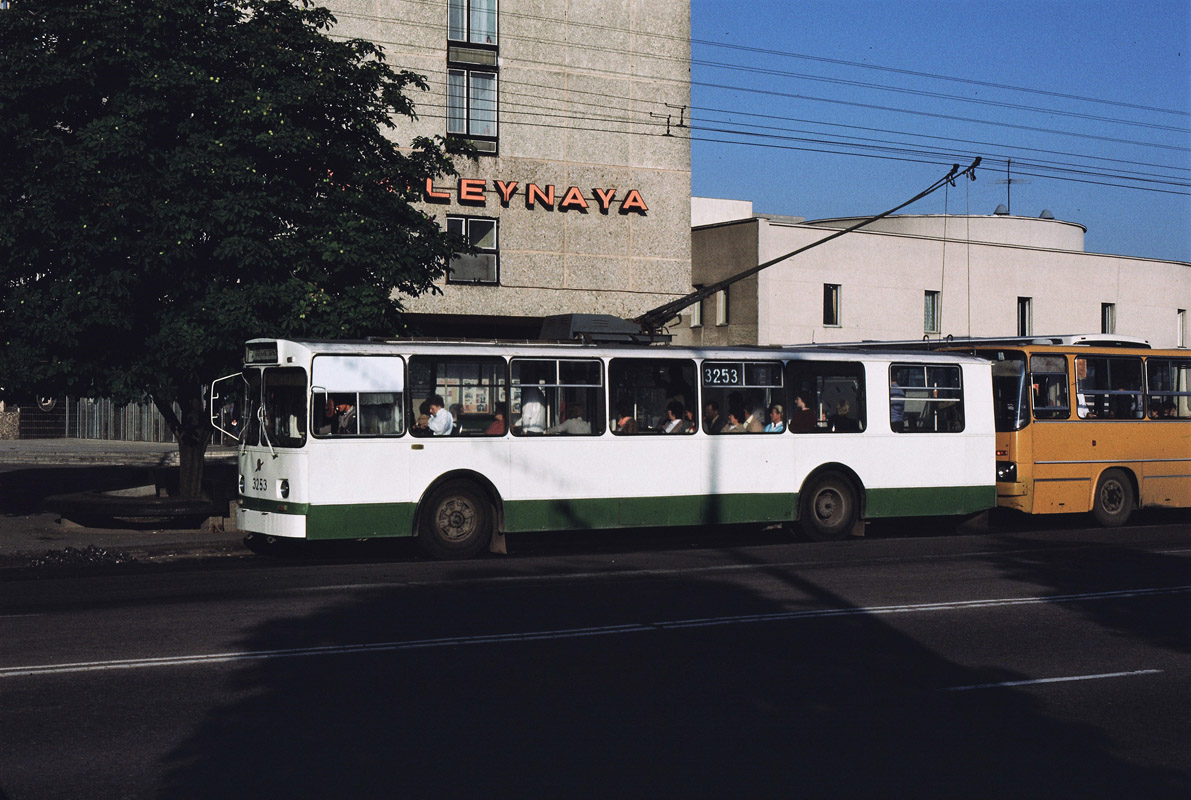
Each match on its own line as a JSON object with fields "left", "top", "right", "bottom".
{"left": 1, "top": 520, "right": 1188, "bottom": 799}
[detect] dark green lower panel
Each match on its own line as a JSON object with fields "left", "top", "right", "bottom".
{"left": 242, "top": 484, "right": 994, "bottom": 540}
{"left": 864, "top": 485, "right": 996, "bottom": 518}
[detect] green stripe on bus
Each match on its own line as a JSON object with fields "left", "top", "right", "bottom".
{"left": 241, "top": 484, "right": 993, "bottom": 540}
{"left": 864, "top": 485, "right": 995, "bottom": 518}
{"left": 503, "top": 492, "right": 797, "bottom": 532}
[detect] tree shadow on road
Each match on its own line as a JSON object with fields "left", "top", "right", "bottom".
{"left": 152, "top": 549, "right": 1187, "bottom": 798}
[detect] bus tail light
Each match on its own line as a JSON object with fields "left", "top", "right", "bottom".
{"left": 996, "top": 448, "right": 1008, "bottom": 458}
{"left": 280, "top": 479, "right": 290, "bottom": 499}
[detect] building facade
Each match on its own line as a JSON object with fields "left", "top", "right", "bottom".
{"left": 691, "top": 198, "right": 1190, "bottom": 350}
{"left": 329, "top": 0, "right": 693, "bottom": 338}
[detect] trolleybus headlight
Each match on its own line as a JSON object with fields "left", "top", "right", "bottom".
{"left": 996, "top": 461, "right": 1017, "bottom": 482}
{"left": 280, "top": 479, "right": 290, "bottom": 499}
{"left": 239, "top": 474, "right": 245, "bottom": 494}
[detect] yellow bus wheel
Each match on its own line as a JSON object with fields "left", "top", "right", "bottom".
{"left": 1092, "top": 469, "right": 1133, "bottom": 528}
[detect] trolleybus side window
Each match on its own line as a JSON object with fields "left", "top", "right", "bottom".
{"left": 510, "top": 358, "right": 605, "bottom": 436}
{"left": 1029, "top": 355, "right": 1070, "bottom": 420}
{"left": 785, "top": 360, "right": 865, "bottom": 433}
{"left": 1146, "top": 358, "right": 1191, "bottom": 419}
{"left": 310, "top": 356, "right": 405, "bottom": 437}
{"left": 699, "top": 360, "right": 784, "bottom": 434}
{"left": 610, "top": 358, "right": 698, "bottom": 434}
{"left": 890, "top": 363, "right": 964, "bottom": 433}
{"left": 408, "top": 355, "right": 507, "bottom": 436}
{"left": 262, "top": 367, "right": 308, "bottom": 448}
{"left": 1075, "top": 356, "right": 1143, "bottom": 419}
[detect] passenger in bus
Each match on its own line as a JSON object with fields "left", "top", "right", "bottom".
{"left": 614, "top": 402, "right": 639, "bottom": 434}
{"left": 703, "top": 401, "right": 726, "bottom": 434}
{"left": 788, "top": 395, "right": 818, "bottom": 432}
{"left": 890, "top": 379, "right": 906, "bottom": 431}
{"left": 546, "top": 403, "right": 592, "bottom": 435}
{"left": 517, "top": 386, "right": 547, "bottom": 434}
{"left": 830, "top": 400, "right": 860, "bottom": 432}
{"left": 426, "top": 395, "right": 454, "bottom": 436}
{"left": 485, "top": 408, "right": 507, "bottom": 435}
{"left": 764, "top": 404, "right": 785, "bottom": 432}
{"left": 723, "top": 406, "right": 748, "bottom": 433}
{"left": 662, "top": 401, "right": 689, "bottom": 433}
{"left": 743, "top": 402, "right": 766, "bottom": 433}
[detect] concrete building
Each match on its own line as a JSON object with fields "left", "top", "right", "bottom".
{"left": 329, "top": 0, "right": 692, "bottom": 338}
{"left": 691, "top": 198, "right": 1191, "bottom": 350}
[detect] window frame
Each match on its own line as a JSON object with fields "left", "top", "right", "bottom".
{"left": 1017, "top": 296, "right": 1033, "bottom": 337}
{"left": 889, "top": 363, "right": 966, "bottom": 434}
{"left": 823, "top": 283, "right": 841, "bottom": 327}
{"left": 448, "top": 0, "right": 498, "bottom": 46}
{"left": 445, "top": 215, "right": 499, "bottom": 285}
{"left": 1075, "top": 355, "right": 1144, "bottom": 420}
{"left": 700, "top": 359, "right": 786, "bottom": 435}
{"left": 924, "top": 290, "right": 941, "bottom": 334}
{"left": 509, "top": 358, "right": 605, "bottom": 437}
{"left": 446, "top": 66, "right": 498, "bottom": 145}
{"left": 1144, "top": 357, "right": 1191, "bottom": 420}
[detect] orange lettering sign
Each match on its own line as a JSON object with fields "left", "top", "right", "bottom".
{"left": 458, "top": 178, "right": 487, "bottom": 204}
{"left": 494, "top": 180, "right": 519, "bottom": 204}
{"left": 592, "top": 188, "right": 617, "bottom": 212}
{"left": 526, "top": 183, "right": 555, "bottom": 209}
{"left": 424, "top": 178, "right": 450, "bottom": 202}
{"left": 619, "top": 189, "right": 648, "bottom": 214}
{"left": 559, "top": 186, "right": 589, "bottom": 211}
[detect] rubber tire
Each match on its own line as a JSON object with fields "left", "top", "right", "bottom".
{"left": 1091, "top": 469, "right": 1133, "bottom": 528}
{"left": 418, "top": 481, "right": 494, "bottom": 559}
{"left": 799, "top": 474, "right": 858, "bottom": 541}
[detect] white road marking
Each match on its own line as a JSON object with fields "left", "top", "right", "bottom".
{"left": 943, "top": 669, "right": 1163, "bottom": 692}
{"left": 2, "top": 585, "right": 1188, "bottom": 679}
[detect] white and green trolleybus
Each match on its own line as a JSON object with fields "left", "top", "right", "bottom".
{"left": 211, "top": 338, "right": 996, "bottom": 558}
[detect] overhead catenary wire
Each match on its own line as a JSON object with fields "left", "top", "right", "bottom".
{"left": 634, "top": 158, "right": 983, "bottom": 332}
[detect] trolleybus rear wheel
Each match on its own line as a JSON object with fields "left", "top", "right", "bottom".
{"left": 419, "top": 481, "right": 494, "bottom": 559}
{"left": 1092, "top": 469, "right": 1133, "bottom": 528}
{"left": 799, "top": 473, "right": 858, "bottom": 541}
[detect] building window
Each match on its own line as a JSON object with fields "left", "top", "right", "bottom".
{"left": 447, "top": 68, "right": 497, "bottom": 140}
{"left": 715, "top": 289, "right": 729, "bottom": 326}
{"left": 1101, "top": 303, "right": 1116, "bottom": 335}
{"left": 1179, "top": 309, "right": 1187, "bottom": 348}
{"left": 1017, "top": 297, "right": 1032, "bottom": 336}
{"left": 823, "top": 284, "right": 840, "bottom": 327}
{"left": 448, "top": 0, "right": 498, "bottom": 45}
{"left": 924, "top": 290, "right": 941, "bottom": 334}
{"left": 446, "top": 216, "right": 498, "bottom": 285}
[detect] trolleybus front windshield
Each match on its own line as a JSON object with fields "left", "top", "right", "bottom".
{"left": 981, "top": 351, "right": 1030, "bottom": 432}
{"left": 242, "top": 367, "right": 307, "bottom": 448}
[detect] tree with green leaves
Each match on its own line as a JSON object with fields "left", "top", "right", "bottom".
{"left": 0, "top": 0, "right": 462, "bottom": 495}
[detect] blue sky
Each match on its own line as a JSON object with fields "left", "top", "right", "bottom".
{"left": 690, "top": 0, "right": 1191, "bottom": 263}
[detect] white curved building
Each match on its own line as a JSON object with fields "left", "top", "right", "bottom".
{"left": 689, "top": 199, "right": 1190, "bottom": 349}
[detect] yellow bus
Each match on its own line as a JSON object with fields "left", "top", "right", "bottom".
{"left": 974, "top": 337, "right": 1191, "bottom": 525}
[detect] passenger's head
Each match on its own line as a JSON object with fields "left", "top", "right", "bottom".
{"left": 566, "top": 403, "right": 584, "bottom": 420}
{"left": 729, "top": 405, "right": 747, "bottom": 425}
{"left": 428, "top": 394, "right": 445, "bottom": 412}
{"left": 794, "top": 395, "right": 809, "bottom": 411}
{"left": 704, "top": 401, "right": 719, "bottom": 420}
{"left": 667, "top": 400, "right": 685, "bottom": 421}
{"left": 837, "top": 400, "right": 851, "bottom": 416}
{"left": 769, "top": 403, "right": 784, "bottom": 421}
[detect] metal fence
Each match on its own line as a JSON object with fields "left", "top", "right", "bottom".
{"left": 16, "top": 397, "right": 179, "bottom": 443}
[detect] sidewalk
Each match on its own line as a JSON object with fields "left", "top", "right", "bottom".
{"left": 0, "top": 438, "right": 246, "bottom": 571}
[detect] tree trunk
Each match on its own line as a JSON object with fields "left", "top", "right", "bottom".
{"left": 153, "top": 385, "right": 211, "bottom": 499}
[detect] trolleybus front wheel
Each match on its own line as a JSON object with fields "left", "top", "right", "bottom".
{"left": 1092, "top": 469, "right": 1133, "bottom": 528}
{"left": 419, "top": 481, "right": 494, "bottom": 559}
{"left": 799, "top": 473, "right": 858, "bottom": 541}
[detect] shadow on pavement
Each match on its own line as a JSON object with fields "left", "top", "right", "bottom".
{"left": 138, "top": 549, "right": 1187, "bottom": 798}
